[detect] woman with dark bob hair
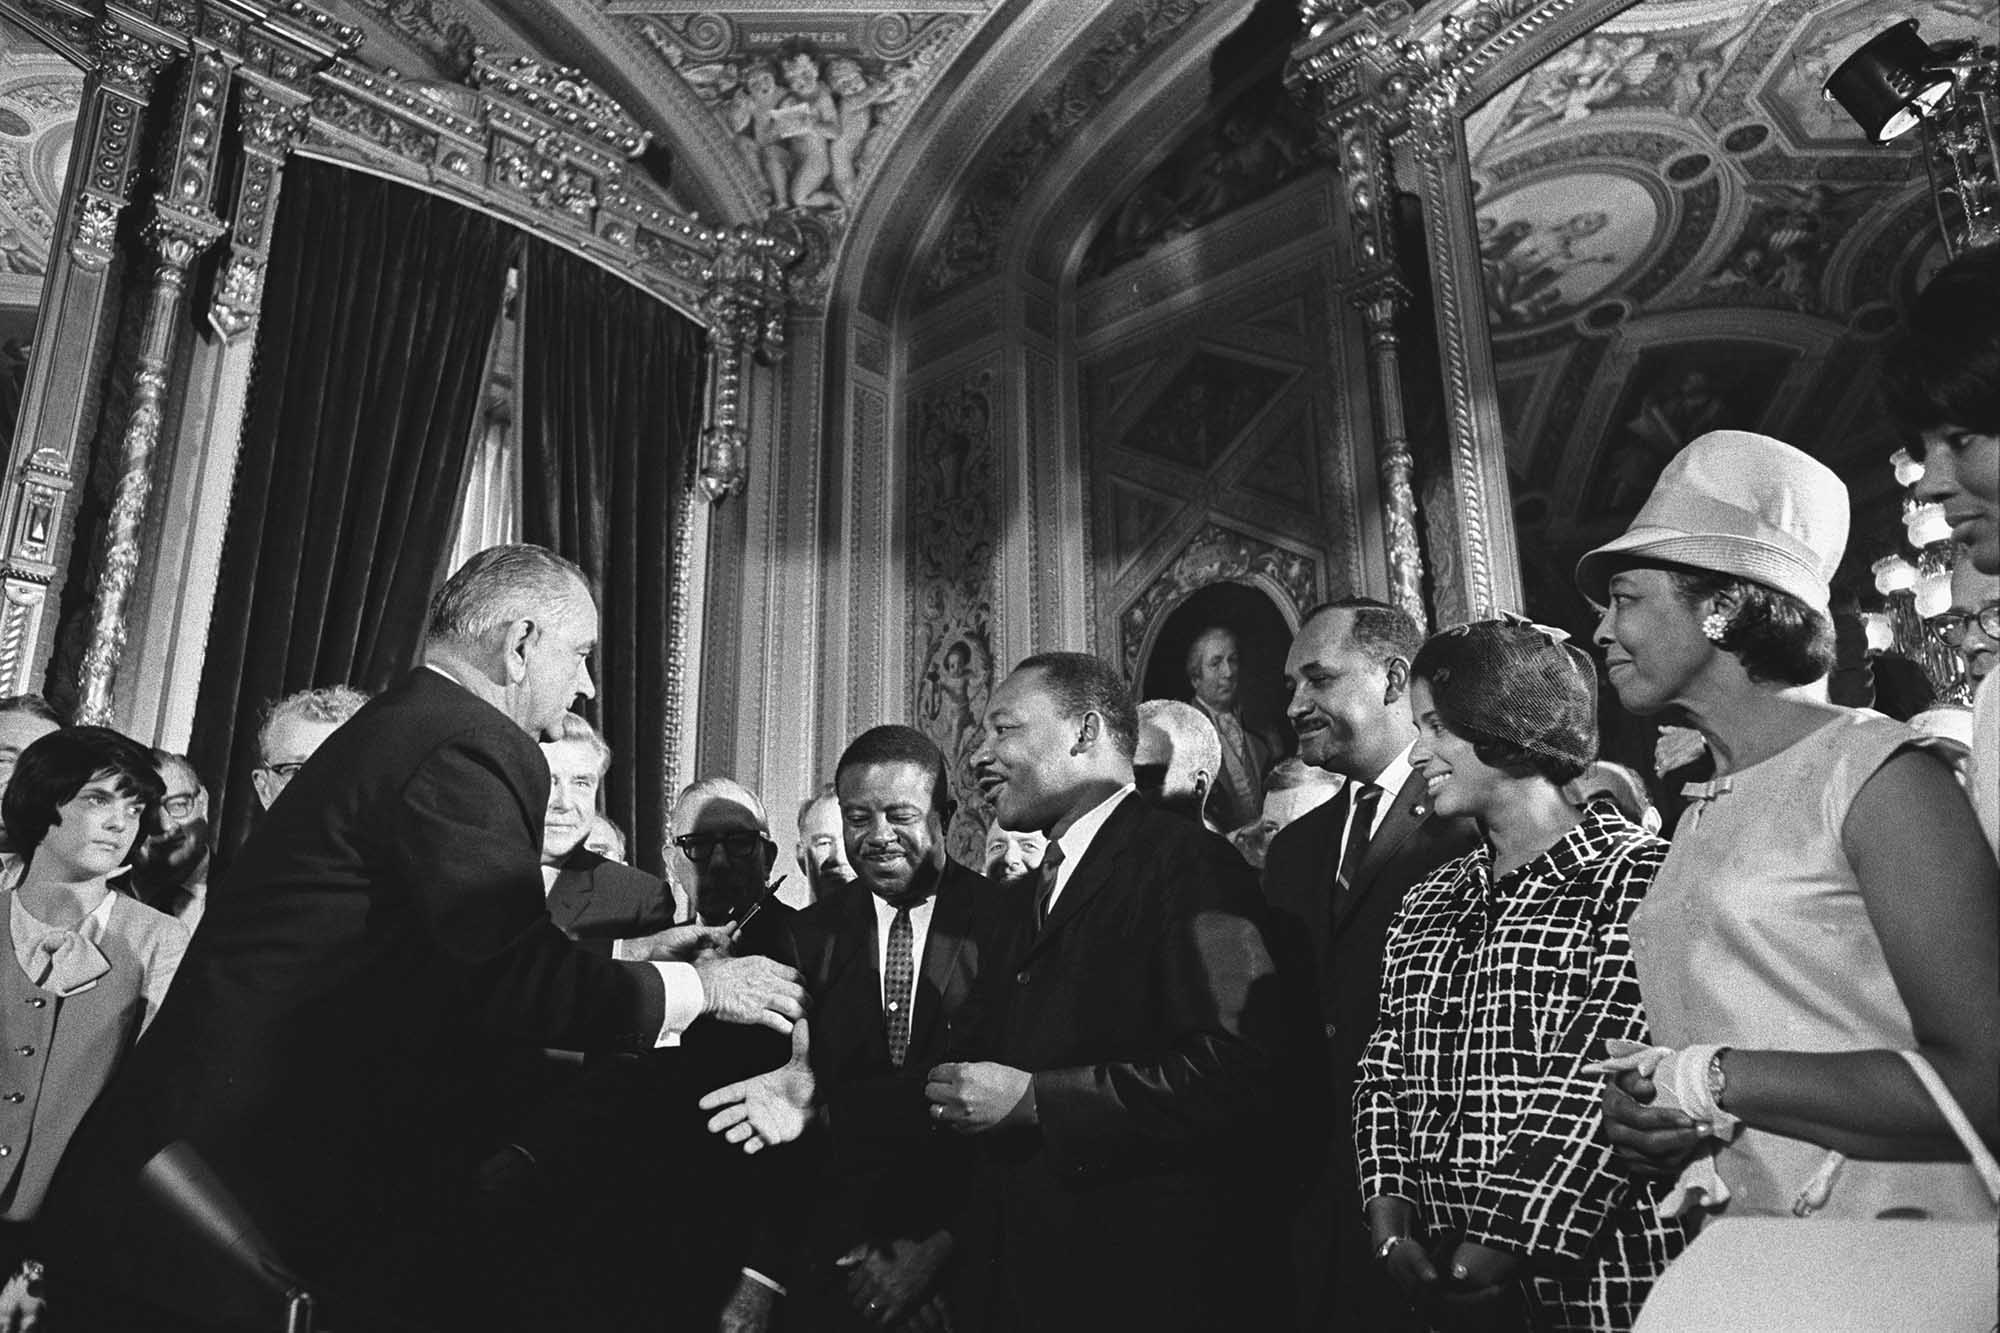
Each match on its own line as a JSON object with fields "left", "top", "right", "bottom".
{"left": 1357, "top": 617, "right": 1685, "bottom": 1331}
{"left": 0, "top": 727, "right": 188, "bottom": 1327}
{"left": 1582, "top": 431, "right": 1998, "bottom": 1232}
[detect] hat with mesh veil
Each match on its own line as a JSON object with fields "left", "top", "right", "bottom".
{"left": 1575, "top": 430, "right": 1849, "bottom": 614}
{"left": 1412, "top": 616, "right": 1598, "bottom": 770}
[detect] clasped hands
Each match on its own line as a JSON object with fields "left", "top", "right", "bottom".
{"left": 1368, "top": 1198, "right": 1520, "bottom": 1328}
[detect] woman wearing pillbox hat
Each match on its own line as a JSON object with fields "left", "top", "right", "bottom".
{"left": 1578, "top": 431, "right": 1999, "bottom": 1242}
{"left": 1357, "top": 618, "right": 1685, "bottom": 1331}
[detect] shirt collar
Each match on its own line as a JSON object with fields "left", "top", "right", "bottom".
{"left": 1051, "top": 784, "right": 1134, "bottom": 889}
{"left": 1366, "top": 740, "right": 1417, "bottom": 801}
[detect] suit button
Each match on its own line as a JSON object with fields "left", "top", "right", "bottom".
{"left": 1, "top": 1094, "right": 19, "bottom": 1104}
{"left": 13, "top": 1047, "right": 30, "bottom": 1058}
{"left": 0, "top": 1145, "right": 10, "bottom": 1156}
{"left": 25, "top": 998, "right": 43, "bottom": 1009}
{"left": 1015, "top": 971, "right": 1030, "bottom": 984}
{"left": 1323, "top": 1023, "right": 1338, "bottom": 1038}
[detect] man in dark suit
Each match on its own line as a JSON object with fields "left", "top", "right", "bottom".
{"left": 924, "top": 651, "right": 1287, "bottom": 1333}
{"left": 1263, "top": 598, "right": 1479, "bottom": 1332}
{"left": 40, "top": 544, "right": 806, "bottom": 1331}
{"left": 538, "top": 711, "right": 674, "bottom": 949}
{"left": 727, "top": 725, "right": 1025, "bottom": 1333}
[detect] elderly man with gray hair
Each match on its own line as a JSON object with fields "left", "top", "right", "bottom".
{"left": 39, "top": 543, "right": 808, "bottom": 1330}
{"left": 1134, "top": 697, "right": 1223, "bottom": 831}
{"left": 251, "top": 684, "right": 372, "bottom": 811}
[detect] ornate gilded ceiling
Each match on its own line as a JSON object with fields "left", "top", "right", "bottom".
{"left": 0, "top": 13, "right": 81, "bottom": 283}
{"left": 1461, "top": 0, "right": 1991, "bottom": 599}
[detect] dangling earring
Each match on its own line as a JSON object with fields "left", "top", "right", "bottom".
{"left": 1701, "top": 611, "right": 1728, "bottom": 643}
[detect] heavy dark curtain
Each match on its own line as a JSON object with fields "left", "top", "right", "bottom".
{"left": 516, "top": 240, "right": 706, "bottom": 877}
{"left": 192, "top": 158, "right": 516, "bottom": 867}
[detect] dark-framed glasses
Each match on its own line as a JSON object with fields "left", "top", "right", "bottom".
{"left": 674, "top": 830, "right": 768, "bottom": 859}
{"left": 1930, "top": 604, "right": 2000, "bottom": 647}
{"left": 261, "top": 760, "right": 307, "bottom": 781}
{"left": 161, "top": 794, "right": 200, "bottom": 820}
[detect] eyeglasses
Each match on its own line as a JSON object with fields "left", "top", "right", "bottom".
{"left": 673, "top": 830, "right": 768, "bottom": 859}
{"left": 261, "top": 760, "right": 307, "bottom": 781}
{"left": 161, "top": 794, "right": 200, "bottom": 820}
{"left": 1930, "top": 605, "right": 2000, "bottom": 647}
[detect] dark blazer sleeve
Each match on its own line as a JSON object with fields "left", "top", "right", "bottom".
{"left": 557, "top": 855, "right": 679, "bottom": 940}
{"left": 1033, "top": 823, "right": 1283, "bottom": 1174}
{"left": 398, "top": 730, "right": 666, "bottom": 1050}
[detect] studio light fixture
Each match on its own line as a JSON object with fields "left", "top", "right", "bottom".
{"left": 1825, "top": 18, "right": 2000, "bottom": 258}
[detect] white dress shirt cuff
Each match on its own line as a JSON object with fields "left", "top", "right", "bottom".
{"left": 741, "top": 1268, "right": 786, "bottom": 1295}
{"left": 650, "top": 961, "right": 704, "bottom": 1048}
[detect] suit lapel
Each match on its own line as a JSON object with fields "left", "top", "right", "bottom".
{"left": 545, "top": 863, "right": 594, "bottom": 934}
{"left": 910, "top": 866, "right": 971, "bottom": 1060}
{"left": 1021, "top": 793, "right": 1138, "bottom": 962}
{"left": 1330, "top": 770, "right": 1431, "bottom": 935}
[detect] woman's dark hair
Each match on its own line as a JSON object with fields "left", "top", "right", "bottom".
{"left": 1882, "top": 244, "right": 2000, "bottom": 436}
{"left": 1666, "top": 568, "right": 1834, "bottom": 685}
{"left": 1409, "top": 627, "right": 1594, "bottom": 787}
{"left": 2, "top": 726, "right": 165, "bottom": 856}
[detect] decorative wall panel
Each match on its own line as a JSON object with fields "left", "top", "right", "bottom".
{"left": 906, "top": 361, "right": 998, "bottom": 864}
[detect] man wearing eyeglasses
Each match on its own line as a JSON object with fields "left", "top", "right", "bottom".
{"left": 129, "top": 751, "right": 212, "bottom": 933}
{"left": 1941, "top": 558, "right": 2000, "bottom": 856}
{"left": 250, "top": 684, "right": 372, "bottom": 811}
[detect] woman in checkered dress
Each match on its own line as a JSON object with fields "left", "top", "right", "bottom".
{"left": 1356, "top": 618, "right": 1686, "bottom": 1332}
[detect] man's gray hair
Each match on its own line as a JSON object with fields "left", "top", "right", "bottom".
{"left": 547, "top": 711, "right": 613, "bottom": 776}
{"left": 1138, "top": 698, "right": 1222, "bottom": 778}
{"left": 672, "top": 777, "right": 770, "bottom": 834}
{"left": 258, "top": 684, "right": 372, "bottom": 763}
{"left": 426, "top": 544, "right": 592, "bottom": 649}
{"left": 1184, "top": 626, "right": 1236, "bottom": 683}
{"left": 796, "top": 782, "right": 838, "bottom": 831}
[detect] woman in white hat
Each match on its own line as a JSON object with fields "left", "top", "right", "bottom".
{"left": 1578, "top": 430, "right": 1998, "bottom": 1226}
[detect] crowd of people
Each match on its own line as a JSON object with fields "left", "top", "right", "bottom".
{"left": 0, "top": 250, "right": 1987, "bottom": 1333}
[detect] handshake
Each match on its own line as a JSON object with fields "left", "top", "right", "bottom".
{"left": 625, "top": 922, "right": 817, "bottom": 1155}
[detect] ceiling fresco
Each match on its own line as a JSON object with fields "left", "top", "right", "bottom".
{"left": 1462, "top": 0, "right": 1992, "bottom": 614}
{"left": 0, "top": 14, "right": 82, "bottom": 282}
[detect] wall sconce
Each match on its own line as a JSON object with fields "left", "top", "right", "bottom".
{"left": 1914, "top": 565, "right": 1955, "bottom": 618}
{"left": 1860, "top": 610, "right": 1897, "bottom": 655}
{"left": 1889, "top": 447, "right": 1924, "bottom": 487}
{"left": 1872, "top": 553, "right": 1920, "bottom": 594}
{"left": 1825, "top": 19, "right": 2000, "bottom": 257}
{"left": 1904, "top": 499, "right": 1955, "bottom": 548}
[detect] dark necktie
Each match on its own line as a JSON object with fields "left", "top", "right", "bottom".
{"left": 884, "top": 904, "right": 915, "bottom": 1068}
{"left": 1335, "top": 782, "right": 1383, "bottom": 896}
{"left": 1035, "top": 842, "right": 1066, "bottom": 930}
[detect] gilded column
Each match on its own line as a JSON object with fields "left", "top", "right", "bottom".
{"left": 73, "top": 53, "right": 229, "bottom": 726}
{"left": 1355, "top": 275, "right": 1428, "bottom": 633}
{"left": 0, "top": 20, "right": 171, "bottom": 693}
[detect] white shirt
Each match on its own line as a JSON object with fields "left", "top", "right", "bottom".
{"left": 1043, "top": 784, "right": 1136, "bottom": 916}
{"left": 871, "top": 889, "right": 938, "bottom": 1014}
{"left": 1355, "top": 741, "right": 1416, "bottom": 841}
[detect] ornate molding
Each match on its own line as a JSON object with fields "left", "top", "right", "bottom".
{"left": 1354, "top": 274, "right": 1429, "bottom": 632}
{"left": 1119, "top": 523, "right": 1318, "bottom": 681}
{"left": 695, "top": 220, "right": 800, "bottom": 502}
{"left": 211, "top": 79, "right": 312, "bottom": 338}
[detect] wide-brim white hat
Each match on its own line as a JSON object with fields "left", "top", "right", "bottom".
{"left": 1575, "top": 430, "right": 1849, "bottom": 613}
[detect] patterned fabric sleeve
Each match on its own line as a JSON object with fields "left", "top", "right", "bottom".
{"left": 1354, "top": 863, "right": 1455, "bottom": 1207}
{"left": 1460, "top": 838, "right": 1663, "bottom": 1262}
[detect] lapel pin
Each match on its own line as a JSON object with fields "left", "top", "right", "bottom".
{"left": 1412, "top": 805, "right": 1426, "bottom": 816}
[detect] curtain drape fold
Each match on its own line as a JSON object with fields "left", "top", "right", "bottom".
{"left": 191, "top": 158, "right": 516, "bottom": 867}
{"left": 516, "top": 240, "right": 706, "bottom": 878}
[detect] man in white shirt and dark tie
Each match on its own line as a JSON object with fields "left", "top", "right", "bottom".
{"left": 1261, "top": 597, "right": 1480, "bottom": 1332}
